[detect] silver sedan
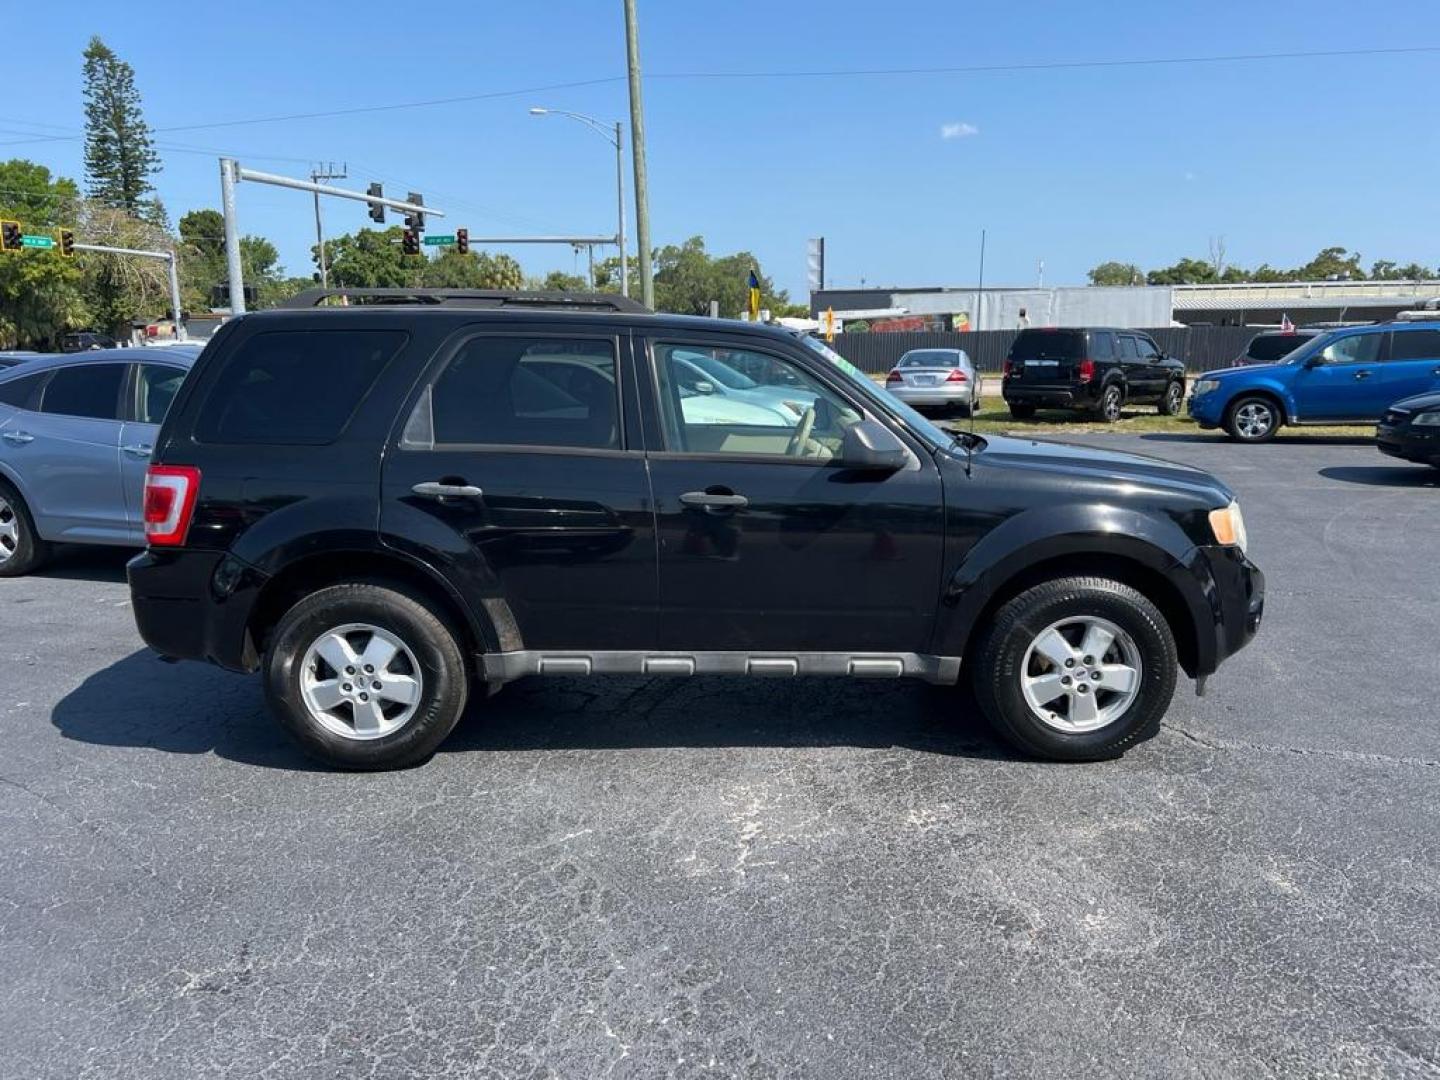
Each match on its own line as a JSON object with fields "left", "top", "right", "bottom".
{"left": 883, "top": 348, "right": 982, "bottom": 415}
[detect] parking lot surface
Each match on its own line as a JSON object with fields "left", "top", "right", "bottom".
{"left": 2, "top": 434, "right": 1437, "bottom": 1079}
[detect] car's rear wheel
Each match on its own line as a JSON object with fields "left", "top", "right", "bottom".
{"left": 1225, "top": 396, "right": 1281, "bottom": 442}
{"left": 1158, "top": 380, "right": 1185, "bottom": 416}
{"left": 1098, "top": 384, "right": 1124, "bottom": 422}
{"left": 971, "top": 576, "right": 1178, "bottom": 761}
{"left": 263, "top": 582, "right": 470, "bottom": 770}
{"left": 0, "top": 482, "right": 49, "bottom": 577}
{"left": 1008, "top": 403, "right": 1037, "bottom": 420}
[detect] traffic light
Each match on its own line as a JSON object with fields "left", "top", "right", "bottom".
{"left": 0, "top": 220, "right": 21, "bottom": 252}
{"left": 402, "top": 228, "right": 420, "bottom": 256}
{"left": 456, "top": 228, "right": 469, "bottom": 256}
{"left": 405, "top": 192, "right": 425, "bottom": 231}
{"left": 58, "top": 229, "right": 75, "bottom": 258}
{"left": 366, "top": 183, "right": 385, "bottom": 224}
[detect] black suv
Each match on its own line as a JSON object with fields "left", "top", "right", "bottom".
{"left": 1002, "top": 327, "right": 1187, "bottom": 421}
{"left": 128, "top": 290, "right": 1263, "bottom": 769}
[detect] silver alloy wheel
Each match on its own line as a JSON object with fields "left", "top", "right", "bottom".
{"left": 299, "top": 623, "right": 423, "bottom": 741}
{"left": 1019, "top": 616, "right": 1143, "bottom": 734}
{"left": 0, "top": 495, "right": 18, "bottom": 565}
{"left": 1234, "top": 401, "right": 1274, "bottom": 439}
{"left": 1165, "top": 383, "right": 1183, "bottom": 411}
{"left": 1102, "top": 388, "right": 1122, "bottom": 421}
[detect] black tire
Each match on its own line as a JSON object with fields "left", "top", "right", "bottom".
{"left": 0, "top": 480, "right": 50, "bottom": 577}
{"left": 263, "top": 582, "right": 470, "bottom": 770}
{"left": 1008, "top": 403, "right": 1037, "bottom": 420}
{"left": 1224, "top": 395, "right": 1281, "bottom": 443}
{"left": 1097, "top": 384, "right": 1124, "bottom": 423}
{"left": 971, "top": 576, "right": 1178, "bottom": 762}
{"left": 1158, "top": 380, "right": 1185, "bottom": 416}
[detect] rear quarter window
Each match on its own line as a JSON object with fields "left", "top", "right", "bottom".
{"left": 1009, "top": 330, "right": 1084, "bottom": 360}
{"left": 0, "top": 371, "right": 49, "bottom": 410}
{"left": 194, "top": 329, "right": 407, "bottom": 445}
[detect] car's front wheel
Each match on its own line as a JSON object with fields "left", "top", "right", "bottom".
{"left": 1225, "top": 396, "right": 1281, "bottom": 442}
{"left": 263, "top": 582, "right": 470, "bottom": 770}
{"left": 971, "top": 576, "right": 1178, "bottom": 761}
{"left": 1158, "top": 380, "right": 1185, "bottom": 416}
{"left": 0, "top": 482, "right": 49, "bottom": 577}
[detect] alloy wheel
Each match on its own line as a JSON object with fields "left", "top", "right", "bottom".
{"left": 1102, "top": 389, "right": 1123, "bottom": 421}
{"left": 1019, "top": 616, "right": 1143, "bottom": 733}
{"left": 299, "top": 623, "right": 424, "bottom": 740}
{"left": 1234, "top": 402, "right": 1274, "bottom": 440}
{"left": 0, "top": 495, "right": 18, "bottom": 565}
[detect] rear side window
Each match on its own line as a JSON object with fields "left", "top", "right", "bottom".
{"left": 415, "top": 336, "right": 620, "bottom": 450}
{"left": 1009, "top": 330, "right": 1083, "bottom": 360}
{"left": 195, "top": 330, "right": 406, "bottom": 445}
{"left": 40, "top": 364, "right": 126, "bottom": 420}
{"left": 1391, "top": 329, "right": 1440, "bottom": 361}
{"left": 1090, "top": 332, "right": 1115, "bottom": 360}
{"left": 0, "top": 372, "right": 48, "bottom": 410}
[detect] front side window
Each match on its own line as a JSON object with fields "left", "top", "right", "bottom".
{"left": 136, "top": 364, "right": 187, "bottom": 425}
{"left": 1316, "top": 332, "right": 1381, "bottom": 366}
{"left": 1118, "top": 336, "right": 1139, "bottom": 359}
{"left": 653, "top": 342, "right": 862, "bottom": 460}
{"left": 40, "top": 364, "right": 126, "bottom": 421}
{"left": 421, "top": 337, "right": 620, "bottom": 450}
{"left": 1135, "top": 337, "right": 1161, "bottom": 360}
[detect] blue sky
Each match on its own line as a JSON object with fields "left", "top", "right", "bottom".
{"left": 2, "top": 0, "right": 1436, "bottom": 299}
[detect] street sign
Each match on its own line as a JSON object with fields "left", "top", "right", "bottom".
{"left": 20, "top": 235, "right": 54, "bottom": 249}
{"left": 422, "top": 234, "right": 455, "bottom": 247}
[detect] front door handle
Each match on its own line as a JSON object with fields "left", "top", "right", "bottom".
{"left": 412, "top": 481, "right": 484, "bottom": 500}
{"left": 680, "top": 491, "right": 749, "bottom": 509}
{"left": 1, "top": 430, "right": 34, "bottom": 446}
{"left": 1353, "top": 370, "right": 1372, "bottom": 380}
{"left": 121, "top": 443, "right": 153, "bottom": 458}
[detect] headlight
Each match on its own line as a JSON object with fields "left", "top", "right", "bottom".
{"left": 1412, "top": 410, "right": 1440, "bottom": 427}
{"left": 1208, "top": 500, "right": 1248, "bottom": 553}
{"left": 1192, "top": 379, "right": 1220, "bottom": 396}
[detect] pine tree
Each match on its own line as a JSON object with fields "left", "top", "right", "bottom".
{"left": 81, "top": 36, "right": 161, "bottom": 215}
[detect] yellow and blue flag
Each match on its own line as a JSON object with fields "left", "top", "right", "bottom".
{"left": 747, "top": 269, "right": 761, "bottom": 321}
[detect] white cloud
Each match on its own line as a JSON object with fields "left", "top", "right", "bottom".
{"left": 940, "top": 122, "right": 979, "bottom": 140}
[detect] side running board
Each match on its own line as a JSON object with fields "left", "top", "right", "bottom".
{"left": 481, "top": 651, "right": 962, "bottom": 686}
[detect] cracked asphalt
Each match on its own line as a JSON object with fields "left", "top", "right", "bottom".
{"left": 2, "top": 433, "right": 1438, "bottom": 1079}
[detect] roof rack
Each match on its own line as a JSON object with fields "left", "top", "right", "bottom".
{"left": 279, "top": 288, "right": 651, "bottom": 313}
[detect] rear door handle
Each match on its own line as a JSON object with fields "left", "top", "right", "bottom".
{"left": 680, "top": 491, "right": 749, "bottom": 509}
{"left": 1353, "top": 370, "right": 1372, "bottom": 380}
{"left": 412, "top": 481, "right": 484, "bottom": 500}
{"left": 1, "top": 430, "right": 34, "bottom": 446}
{"left": 122, "top": 443, "right": 153, "bottom": 458}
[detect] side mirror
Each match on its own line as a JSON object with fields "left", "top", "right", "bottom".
{"left": 693, "top": 380, "right": 715, "bottom": 395}
{"left": 1303, "top": 355, "right": 1324, "bottom": 369}
{"left": 839, "top": 420, "right": 909, "bottom": 471}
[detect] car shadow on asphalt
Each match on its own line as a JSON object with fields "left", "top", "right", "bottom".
{"left": 1139, "top": 432, "right": 1376, "bottom": 446}
{"left": 32, "top": 547, "right": 135, "bottom": 583}
{"left": 52, "top": 650, "right": 1014, "bottom": 770}
{"left": 1319, "top": 464, "right": 1440, "bottom": 488}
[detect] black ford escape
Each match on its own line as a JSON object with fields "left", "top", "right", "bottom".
{"left": 129, "top": 290, "right": 1263, "bottom": 770}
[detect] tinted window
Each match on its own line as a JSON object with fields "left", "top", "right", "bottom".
{"left": 1390, "top": 329, "right": 1440, "bottom": 362}
{"left": 1090, "top": 332, "right": 1115, "bottom": 360}
{"left": 1009, "top": 330, "right": 1083, "bottom": 360}
{"left": 136, "top": 364, "right": 187, "bottom": 425}
{"left": 899, "top": 350, "right": 963, "bottom": 368}
{"left": 1134, "top": 337, "right": 1161, "bottom": 359}
{"left": 1316, "top": 333, "right": 1381, "bottom": 366}
{"left": 424, "top": 337, "right": 619, "bottom": 450}
{"left": 1118, "top": 336, "right": 1139, "bottom": 359}
{"left": 40, "top": 364, "right": 125, "bottom": 420}
{"left": 1247, "top": 334, "right": 1312, "bottom": 364}
{"left": 196, "top": 330, "right": 406, "bottom": 445}
{"left": 0, "top": 372, "right": 48, "bottom": 409}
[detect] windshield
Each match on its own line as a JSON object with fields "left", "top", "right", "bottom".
{"left": 690, "top": 354, "right": 758, "bottom": 390}
{"left": 797, "top": 335, "right": 951, "bottom": 449}
{"left": 1246, "top": 334, "right": 1313, "bottom": 364}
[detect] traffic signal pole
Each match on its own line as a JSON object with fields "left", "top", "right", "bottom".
{"left": 73, "top": 242, "right": 185, "bottom": 341}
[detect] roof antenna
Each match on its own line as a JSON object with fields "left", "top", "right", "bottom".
{"left": 964, "top": 226, "right": 986, "bottom": 475}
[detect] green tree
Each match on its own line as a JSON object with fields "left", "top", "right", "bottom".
{"left": 1396, "top": 262, "right": 1435, "bottom": 280}
{"left": 0, "top": 160, "right": 87, "bottom": 348}
{"left": 1296, "top": 246, "right": 1365, "bottom": 281}
{"left": 81, "top": 37, "right": 162, "bottom": 218}
{"left": 178, "top": 208, "right": 227, "bottom": 310}
{"left": 542, "top": 270, "right": 589, "bottom": 291}
{"left": 1146, "top": 257, "right": 1218, "bottom": 286}
{"left": 322, "top": 227, "right": 414, "bottom": 288}
{"left": 651, "top": 236, "right": 790, "bottom": 316}
{"left": 76, "top": 201, "right": 173, "bottom": 335}
{"left": 1086, "top": 261, "right": 1144, "bottom": 286}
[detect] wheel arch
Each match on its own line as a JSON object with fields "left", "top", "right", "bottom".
{"left": 1225, "top": 384, "right": 1291, "bottom": 425}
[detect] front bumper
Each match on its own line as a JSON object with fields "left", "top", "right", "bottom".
{"left": 128, "top": 548, "right": 269, "bottom": 672}
{"left": 1181, "top": 544, "right": 1265, "bottom": 677}
{"left": 1187, "top": 392, "right": 1225, "bottom": 428}
{"left": 1376, "top": 423, "right": 1440, "bottom": 465}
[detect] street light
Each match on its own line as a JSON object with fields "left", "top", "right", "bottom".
{"left": 530, "top": 107, "right": 628, "bottom": 299}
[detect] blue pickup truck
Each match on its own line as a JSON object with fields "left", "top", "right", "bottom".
{"left": 1189, "top": 319, "right": 1440, "bottom": 442}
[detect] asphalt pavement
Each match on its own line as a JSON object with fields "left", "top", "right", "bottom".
{"left": 1, "top": 433, "right": 1437, "bottom": 1079}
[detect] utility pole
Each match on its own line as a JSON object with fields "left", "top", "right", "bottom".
{"left": 623, "top": 0, "right": 654, "bottom": 309}
{"left": 311, "top": 162, "right": 347, "bottom": 287}
{"left": 220, "top": 158, "right": 245, "bottom": 316}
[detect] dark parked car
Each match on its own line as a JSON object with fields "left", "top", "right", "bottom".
{"left": 1002, "top": 327, "right": 1186, "bottom": 422}
{"left": 1235, "top": 329, "right": 1322, "bottom": 366}
{"left": 59, "top": 331, "right": 118, "bottom": 353}
{"left": 1377, "top": 391, "right": 1440, "bottom": 469}
{"left": 128, "top": 289, "right": 1263, "bottom": 770}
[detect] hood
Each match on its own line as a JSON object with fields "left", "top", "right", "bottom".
{"left": 1203, "top": 362, "right": 1286, "bottom": 380}
{"left": 970, "top": 434, "right": 1233, "bottom": 503}
{"left": 1393, "top": 390, "right": 1440, "bottom": 412}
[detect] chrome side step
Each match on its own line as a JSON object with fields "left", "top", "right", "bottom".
{"left": 482, "top": 650, "right": 962, "bottom": 686}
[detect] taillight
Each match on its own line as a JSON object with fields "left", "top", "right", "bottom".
{"left": 945, "top": 369, "right": 968, "bottom": 383}
{"left": 885, "top": 370, "right": 903, "bottom": 384}
{"left": 143, "top": 465, "right": 201, "bottom": 547}
{"left": 1003, "top": 359, "right": 1013, "bottom": 377}
{"left": 1076, "top": 359, "right": 1096, "bottom": 383}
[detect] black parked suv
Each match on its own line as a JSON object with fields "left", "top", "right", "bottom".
{"left": 128, "top": 290, "right": 1263, "bottom": 769}
{"left": 1002, "top": 327, "right": 1187, "bottom": 422}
